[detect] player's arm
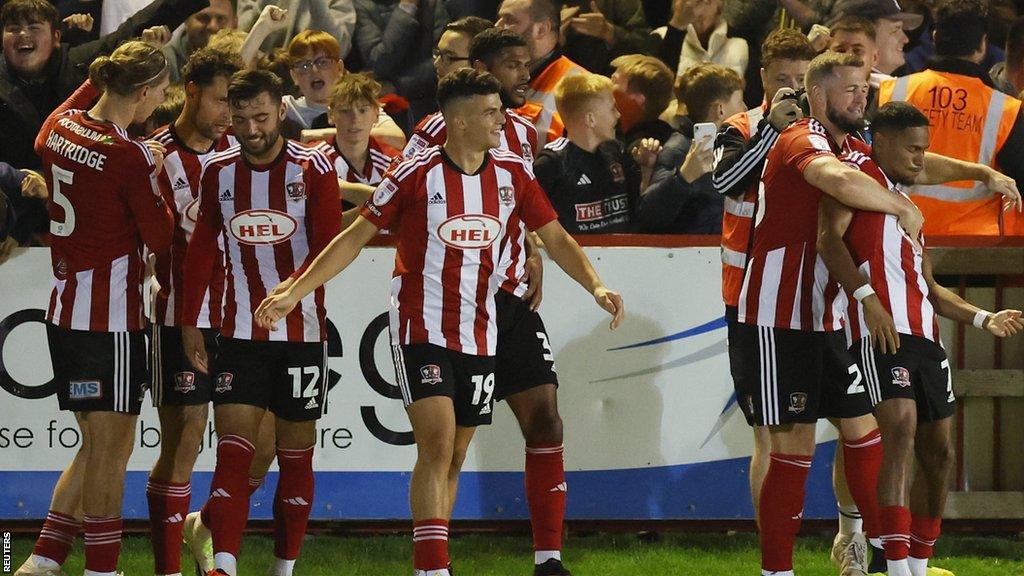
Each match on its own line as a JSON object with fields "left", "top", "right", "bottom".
{"left": 180, "top": 168, "right": 225, "bottom": 374}
{"left": 534, "top": 220, "right": 622, "bottom": 330}
{"left": 34, "top": 80, "right": 100, "bottom": 155}
{"left": 917, "top": 153, "right": 1022, "bottom": 213}
{"left": 126, "top": 151, "right": 174, "bottom": 255}
{"left": 340, "top": 180, "right": 374, "bottom": 205}
{"left": 293, "top": 162, "right": 344, "bottom": 278}
{"left": 521, "top": 232, "right": 544, "bottom": 311}
{"left": 921, "top": 251, "right": 1023, "bottom": 337}
{"left": 816, "top": 196, "right": 899, "bottom": 353}
{"left": 802, "top": 155, "right": 924, "bottom": 242}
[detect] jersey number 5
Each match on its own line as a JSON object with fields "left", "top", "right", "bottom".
{"left": 49, "top": 165, "right": 76, "bottom": 237}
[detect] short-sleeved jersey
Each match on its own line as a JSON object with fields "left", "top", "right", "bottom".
{"left": 840, "top": 150, "right": 940, "bottom": 344}
{"left": 361, "top": 145, "right": 559, "bottom": 356}
{"left": 318, "top": 135, "right": 401, "bottom": 186}
{"left": 38, "top": 103, "right": 173, "bottom": 332}
{"left": 183, "top": 140, "right": 342, "bottom": 342}
{"left": 151, "top": 125, "right": 236, "bottom": 328}
{"left": 738, "top": 118, "right": 870, "bottom": 331}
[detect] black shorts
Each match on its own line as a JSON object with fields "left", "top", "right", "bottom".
{"left": 47, "top": 324, "right": 147, "bottom": 415}
{"left": 731, "top": 321, "right": 872, "bottom": 426}
{"left": 494, "top": 289, "right": 558, "bottom": 401}
{"left": 211, "top": 338, "right": 328, "bottom": 422}
{"left": 852, "top": 335, "right": 955, "bottom": 423}
{"left": 392, "top": 342, "right": 497, "bottom": 427}
{"left": 150, "top": 325, "right": 219, "bottom": 407}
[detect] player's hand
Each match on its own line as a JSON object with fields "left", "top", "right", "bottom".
{"left": 182, "top": 326, "right": 209, "bottom": 374}
{"left": 983, "top": 168, "right": 1022, "bottom": 213}
{"left": 768, "top": 88, "right": 803, "bottom": 131}
{"left": 141, "top": 25, "right": 172, "bottom": 47}
{"left": 20, "top": 170, "right": 48, "bottom": 199}
{"left": 571, "top": 2, "right": 615, "bottom": 44}
{"left": 0, "top": 236, "right": 17, "bottom": 265}
{"left": 897, "top": 201, "right": 924, "bottom": 252}
{"left": 144, "top": 140, "right": 166, "bottom": 175}
{"left": 522, "top": 252, "right": 544, "bottom": 312}
{"left": 985, "top": 309, "right": 1023, "bottom": 337}
{"left": 807, "top": 24, "right": 831, "bottom": 52}
{"left": 254, "top": 5, "right": 289, "bottom": 32}
{"left": 63, "top": 13, "right": 94, "bottom": 32}
{"left": 631, "top": 137, "right": 662, "bottom": 170}
{"left": 679, "top": 135, "right": 715, "bottom": 183}
{"left": 593, "top": 286, "right": 624, "bottom": 330}
{"left": 670, "top": 0, "right": 715, "bottom": 31}
{"left": 863, "top": 294, "right": 899, "bottom": 354}
{"left": 255, "top": 286, "right": 299, "bottom": 331}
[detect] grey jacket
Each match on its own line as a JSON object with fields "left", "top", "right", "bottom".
{"left": 237, "top": 0, "right": 357, "bottom": 58}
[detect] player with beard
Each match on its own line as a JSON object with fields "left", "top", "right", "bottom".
{"left": 145, "top": 47, "right": 244, "bottom": 576}
{"left": 181, "top": 69, "right": 341, "bottom": 576}
{"left": 818, "top": 102, "right": 1022, "bottom": 576}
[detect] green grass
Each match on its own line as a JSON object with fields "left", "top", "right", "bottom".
{"left": 9, "top": 532, "right": 1024, "bottom": 575}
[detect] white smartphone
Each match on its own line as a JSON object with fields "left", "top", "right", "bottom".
{"left": 693, "top": 122, "right": 717, "bottom": 150}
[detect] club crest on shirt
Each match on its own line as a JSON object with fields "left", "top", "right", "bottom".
{"left": 891, "top": 367, "right": 912, "bottom": 388}
{"left": 420, "top": 364, "right": 442, "bottom": 385}
{"left": 788, "top": 392, "right": 808, "bottom": 414}
{"left": 520, "top": 142, "right": 532, "bottom": 160}
{"left": 215, "top": 373, "right": 234, "bottom": 393}
{"left": 174, "top": 371, "right": 196, "bottom": 394}
{"left": 609, "top": 162, "right": 625, "bottom": 183}
{"left": 286, "top": 181, "right": 306, "bottom": 201}
{"left": 498, "top": 186, "right": 514, "bottom": 206}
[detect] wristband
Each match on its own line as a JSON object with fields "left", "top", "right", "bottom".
{"left": 973, "top": 310, "right": 991, "bottom": 329}
{"left": 852, "top": 284, "right": 875, "bottom": 302}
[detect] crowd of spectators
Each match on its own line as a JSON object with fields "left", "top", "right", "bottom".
{"left": 2, "top": 0, "right": 1023, "bottom": 254}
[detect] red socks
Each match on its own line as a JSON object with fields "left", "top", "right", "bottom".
{"left": 759, "top": 453, "right": 813, "bottom": 572}
{"left": 201, "top": 475, "right": 263, "bottom": 528}
{"left": 413, "top": 519, "right": 450, "bottom": 571}
{"left": 910, "top": 516, "right": 942, "bottom": 559}
{"left": 206, "top": 435, "right": 256, "bottom": 559}
{"left": 880, "top": 505, "right": 912, "bottom": 560}
{"left": 525, "top": 444, "right": 566, "bottom": 554}
{"left": 34, "top": 510, "right": 80, "bottom": 565}
{"left": 147, "top": 479, "right": 191, "bottom": 575}
{"left": 843, "top": 429, "right": 883, "bottom": 538}
{"left": 273, "top": 446, "right": 315, "bottom": 561}
{"left": 83, "top": 515, "right": 122, "bottom": 574}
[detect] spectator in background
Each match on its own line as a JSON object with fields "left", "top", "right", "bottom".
{"left": 238, "top": 0, "right": 357, "bottom": 60}
{"left": 559, "top": 0, "right": 657, "bottom": 76}
{"left": 991, "top": 16, "right": 1024, "bottom": 97}
{"left": 535, "top": 73, "right": 657, "bottom": 234}
{"left": 498, "top": 0, "right": 584, "bottom": 146}
{"left": 163, "top": 0, "right": 237, "bottom": 82}
{"left": 0, "top": 162, "right": 47, "bottom": 259}
{"left": 656, "top": 0, "right": 748, "bottom": 79}
{"left": 100, "top": 0, "right": 150, "bottom": 34}
{"left": 828, "top": 16, "right": 884, "bottom": 117}
{"left": 638, "top": 63, "right": 745, "bottom": 234}
{"left": 431, "top": 15, "right": 494, "bottom": 80}
{"left": 829, "top": 0, "right": 922, "bottom": 77}
{"left": 354, "top": 0, "right": 449, "bottom": 122}
{"left": 610, "top": 54, "right": 676, "bottom": 152}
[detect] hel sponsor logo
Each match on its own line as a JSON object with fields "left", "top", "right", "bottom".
{"left": 437, "top": 214, "right": 502, "bottom": 250}
{"left": 286, "top": 181, "right": 306, "bottom": 201}
{"left": 373, "top": 178, "right": 400, "bottom": 206}
{"left": 215, "top": 373, "right": 234, "bottom": 393}
{"left": 174, "top": 371, "right": 196, "bottom": 394}
{"left": 498, "top": 186, "right": 514, "bottom": 206}
{"left": 184, "top": 198, "right": 200, "bottom": 223}
{"left": 891, "top": 366, "right": 912, "bottom": 388}
{"left": 574, "top": 195, "right": 629, "bottom": 223}
{"left": 788, "top": 392, "right": 808, "bottom": 414}
{"left": 420, "top": 364, "right": 442, "bottom": 385}
{"left": 69, "top": 380, "right": 102, "bottom": 400}
{"left": 229, "top": 209, "right": 297, "bottom": 245}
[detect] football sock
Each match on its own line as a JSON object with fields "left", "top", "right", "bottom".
{"left": 842, "top": 429, "right": 883, "bottom": 538}
{"left": 83, "top": 515, "right": 122, "bottom": 575}
{"left": 413, "top": 519, "right": 450, "bottom": 571}
{"left": 838, "top": 504, "right": 862, "bottom": 537}
{"left": 909, "top": 516, "right": 942, "bottom": 576}
{"left": 207, "top": 435, "right": 256, "bottom": 570}
{"left": 881, "top": 505, "right": 912, "bottom": 575}
{"left": 147, "top": 478, "right": 191, "bottom": 576}
{"left": 200, "top": 475, "right": 263, "bottom": 528}
{"left": 525, "top": 443, "right": 566, "bottom": 562}
{"left": 273, "top": 446, "right": 315, "bottom": 561}
{"left": 759, "top": 453, "right": 813, "bottom": 573}
{"left": 33, "top": 509, "right": 80, "bottom": 566}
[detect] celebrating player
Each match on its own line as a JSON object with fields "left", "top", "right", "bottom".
{"left": 254, "top": 69, "right": 623, "bottom": 576}
{"left": 146, "top": 46, "right": 243, "bottom": 576}
{"left": 818, "top": 101, "right": 1022, "bottom": 576}
{"left": 17, "top": 40, "right": 173, "bottom": 576}
{"left": 181, "top": 69, "right": 341, "bottom": 576}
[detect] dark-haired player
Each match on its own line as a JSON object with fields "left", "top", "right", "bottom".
{"left": 254, "top": 69, "right": 623, "bottom": 576}
{"left": 181, "top": 69, "right": 341, "bottom": 576}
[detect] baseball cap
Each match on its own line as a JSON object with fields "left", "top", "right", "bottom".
{"left": 830, "top": 0, "right": 925, "bottom": 30}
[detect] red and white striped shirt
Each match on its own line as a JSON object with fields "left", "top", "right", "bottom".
{"left": 151, "top": 125, "right": 235, "bottom": 328}
{"left": 36, "top": 80, "right": 173, "bottom": 332}
{"left": 361, "top": 146, "right": 558, "bottom": 355}
{"left": 404, "top": 110, "right": 539, "bottom": 297}
{"left": 840, "top": 151, "right": 940, "bottom": 343}
{"left": 319, "top": 135, "right": 401, "bottom": 186}
{"left": 738, "top": 119, "right": 869, "bottom": 331}
{"left": 183, "top": 140, "right": 341, "bottom": 342}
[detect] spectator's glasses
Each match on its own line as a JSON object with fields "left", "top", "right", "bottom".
{"left": 291, "top": 57, "right": 339, "bottom": 73}
{"left": 432, "top": 48, "right": 470, "bottom": 65}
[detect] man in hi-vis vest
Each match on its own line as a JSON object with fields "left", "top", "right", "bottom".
{"left": 498, "top": 0, "right": 585, "bottom": 147}
{"left": 879, "top": 0, "right": 1024, "bottom": 235}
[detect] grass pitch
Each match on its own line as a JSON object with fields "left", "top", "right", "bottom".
{"left": 9, "top": 532, "right": 1024, "bottom": 575}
